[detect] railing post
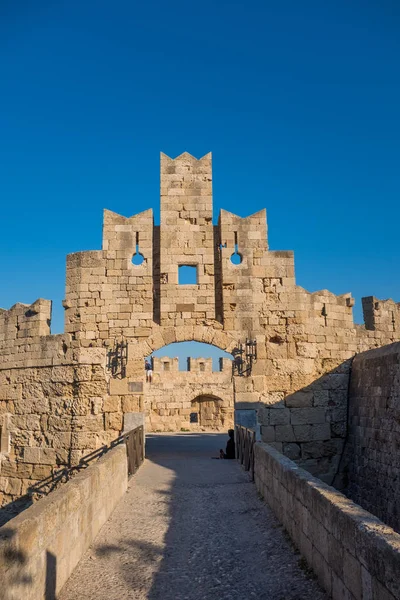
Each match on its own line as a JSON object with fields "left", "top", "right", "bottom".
{"left": 236, "top": 425, "right": 255, "bottom": 481}
{"left": 124, "top": 425, "right": 145, "bottom": 477}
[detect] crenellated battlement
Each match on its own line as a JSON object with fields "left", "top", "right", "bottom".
{"left": 219, "top": 208, "right": 268, "bottom": 252}
{"left": 160, "top": 152, "right": 212, "bottom": 226}
{"left": 61, "top": 152, "right": 400, "bottom": 360}
{"left": 152, "top": 357, "right": 179, "bottom": 373}
{"left": 102, "top": 208, "right": 153, "bottom": 256}
{"left": 362, "top": 296, "right": 400, "bottom": 332}
{"left": 160, "top": 151, "right": 212, "bottom": 175}
{"left": 151, "top": 356, "right": 232, "bottom": 375}
{"left": 0, "top": 299, "right": 51, "bottom": 343}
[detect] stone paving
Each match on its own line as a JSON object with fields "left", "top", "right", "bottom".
{"left": 59, "top": 434, "right": 327, "bottom": 600}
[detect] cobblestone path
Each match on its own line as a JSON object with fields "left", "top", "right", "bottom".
{"left": 59, "top": 434, "right": 327, "bottom": 600}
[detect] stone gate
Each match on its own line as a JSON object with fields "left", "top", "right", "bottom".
{"left": 0, "top": 151, "right": 399, "bottom": 508}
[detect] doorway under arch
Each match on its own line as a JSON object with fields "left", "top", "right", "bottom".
{"left": 191, "top": 394, "right": 233, "bottom": 430}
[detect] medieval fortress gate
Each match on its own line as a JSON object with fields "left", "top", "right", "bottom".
{"left": 0, "top": 152, "right": 400, "bottom": 508}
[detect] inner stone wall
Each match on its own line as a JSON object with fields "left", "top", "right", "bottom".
{"left": 144, "top": 356, "right": 234, "bottom": 431}
{"left": 0, "top": 301, "right": 130, "bottom": 509}
{"left": 344, "top": 342, "right": 400, "bottom": 533}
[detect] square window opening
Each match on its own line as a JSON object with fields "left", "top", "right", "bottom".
{"left": 178, "top": 265, "right": 198, "bottom": 285}
{"left": 190, "top": 412, "right": 199, "bottom": 423}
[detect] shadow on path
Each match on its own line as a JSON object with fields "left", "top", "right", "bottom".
{"left": 60, "top": 433, "right": 327, "bottom": 600}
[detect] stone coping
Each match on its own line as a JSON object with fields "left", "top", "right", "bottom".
{"left": 254, "top": 442, "right": 400, "bottom": 600}
{"left": 0, "top": 443, "right": 128, "bottom": 600}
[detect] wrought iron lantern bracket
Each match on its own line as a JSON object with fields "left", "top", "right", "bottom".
{"left": 107, "top": 339, "right": 128, "bottom": 379}
{"left": 232, "top": 338, "right": 257, "bottom": 377}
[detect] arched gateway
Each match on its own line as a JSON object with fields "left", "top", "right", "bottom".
{"left": 62, "top": 152, "right": 400, "bottom": 481}
{"left": 1, "top": 150, "right": 399, "bottom": 511}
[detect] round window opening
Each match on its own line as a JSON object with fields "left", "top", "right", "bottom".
{"left": 132, "top": 251, "right": 145, "bottom": 266}
{"left": 230, "top": 251, "right": 243, "bottom": 265}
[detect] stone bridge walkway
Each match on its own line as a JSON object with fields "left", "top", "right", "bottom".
{"left": 59, "top": 434, "right": 327, "bottom": 600}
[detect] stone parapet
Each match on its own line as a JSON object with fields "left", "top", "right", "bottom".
{"left": 254, "top": 442, "right": 400, "bottom": 600}
{"left": 152, "top": 357, "right": 179, "bottom": 373}
{"left": 0, "top": 443, "right": 128, "bottom": 600}
{"left": 362, "top": 296, "right": 400, "bottom": 332}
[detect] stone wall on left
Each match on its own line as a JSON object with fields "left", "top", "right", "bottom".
{"left": 0, "top": 442, "right": 128, "bottom": 600}
{"left": 0, "top": 300, "right": 119, "bottom": 509}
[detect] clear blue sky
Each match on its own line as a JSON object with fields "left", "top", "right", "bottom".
{"left": 1, "top": 1, "right": 399, "bottom": 346}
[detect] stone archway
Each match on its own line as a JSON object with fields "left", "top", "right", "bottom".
{"left": 116, "top": 325, "right": 237, "bottom": 432}
{"left": 127, "top": 325, "right": 237, "bottom": 362}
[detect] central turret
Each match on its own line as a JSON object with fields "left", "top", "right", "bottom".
{"left": 159, "top": 152, "right": 216, "bottom": 323}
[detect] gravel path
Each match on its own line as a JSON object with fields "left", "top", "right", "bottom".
{"left": 59, "top": 433, "right": 327, "bottom": 600}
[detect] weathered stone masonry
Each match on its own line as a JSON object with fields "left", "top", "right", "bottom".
{"left": 1, "top": 151, "right": 399, "bottom": 509}
{"left": 147, "top": 357, "right": 234, "bottom": 431}
{"left": 343, "top": 342, "right": 400, "bottom": 533}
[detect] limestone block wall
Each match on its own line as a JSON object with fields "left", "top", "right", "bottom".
{"left": 0, "top": 303, "right": 124, "bottom": 508}
{"left": 186, "top": 357, "right": 213, "bottom": 373}
{"left": 254, "top": 443, "right": 400, "bottom": 600}
{"left": 252, "top": 284, "right": 400, "bottom": 482}
{"left": 362, "top": 296, "right": 400, "bottom": 333}
{"left": 344, "top": 342, "right": 400, "bottom": 533}
{"left": 0, "top": 443, "right": 128, "bottom": 600}
{"left": 0, "top": 299, "right": 51, "bottom": 345}
{"left": 218, "top": 208, "right": 270, "bottom": 332}
{"left": 152, "top": 357, "right": 179, "bottom": 373}
{"left": 0, "top": 356, "right": 119, "bottom": 508}
{"left": 144, "top": 355, "right": 233, "bottom": 431}
{"left": 64, "top": 206, "right": 154, "bottom": 346}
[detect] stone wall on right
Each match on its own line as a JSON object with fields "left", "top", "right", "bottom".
{"left": 254, "top": 442, "right": 400, "bottom": 600}
{"left": 345, "top": 342, "right": 400, "bottom": 533}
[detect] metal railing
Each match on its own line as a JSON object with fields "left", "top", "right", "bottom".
{"left": 28, "top": 426, "right": 145, "bottom": 500}
{"left": 236, "top": 425, "right": 256, "bottom": 481}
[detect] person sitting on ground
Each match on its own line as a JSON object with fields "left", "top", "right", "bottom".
{"left": 219, "top": 429, "right": 235, "bottom": 459}
{"left": 145, "top": 359, "right": 153, "bottom": 383}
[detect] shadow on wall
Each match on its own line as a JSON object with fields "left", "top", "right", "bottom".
{"left": 258, "top": 359, "right": 353, "bottom": 486}
{"left": 0, "top": 528, "right": 56, "bottom": 599}
{"left": 0, "top": 497, "right": 33, "bottom": 528}
{"left": 45, "top": 551, "right": 57, "bottom": 600}
{"left": 0, "top": 437, "right": 125, "bottom": 528}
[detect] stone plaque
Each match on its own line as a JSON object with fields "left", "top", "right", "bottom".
{"left": 128, "top": 381, "right": 143, "bottom": 393}
{"left": 176, "top": 304, "right": 194, "bottom": 312}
